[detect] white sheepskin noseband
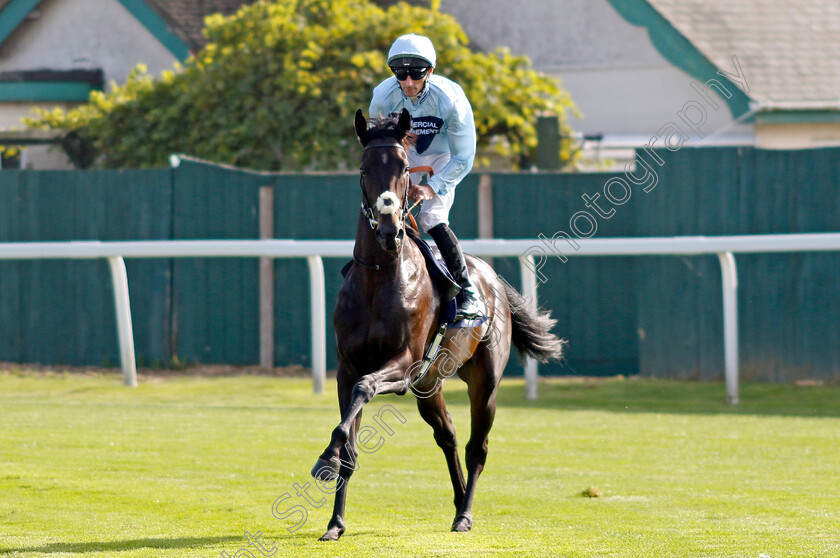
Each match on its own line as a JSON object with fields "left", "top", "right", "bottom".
{"left": 375, "top": 191, "right": 401, "bottom": 215}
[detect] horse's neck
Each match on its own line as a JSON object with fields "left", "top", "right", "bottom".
{"left": 352, "top": 217, "right": 421, "bottom": 293}
{"left": 349, "top": 220, "right": 440, "bottom": 337}
{"left": 354, "top": 216, "right": 399, "bottom": 268}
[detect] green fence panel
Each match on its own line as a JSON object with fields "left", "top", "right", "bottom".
{"left": 0, "top": 169, "right": 172, "bottom": 366}
{"left": 445, "top": 173, "right": 480, "bottom": 238}
{"left": 633, "top": 147, "right": 840, "bottom": 381}
{"left": 631, "top": 147, "right": 741, "bottom": 379}
{"left": 736, "top": 147, "right": 840, "bottom": 381}
{"left": 491, "top": 172, "right": 639, "bottom": 376}
{"left": 270, "top": 173, "right": 357, "bottom": 370}
{"left": 171, "top": 160, "right": 263, "bottom": 365}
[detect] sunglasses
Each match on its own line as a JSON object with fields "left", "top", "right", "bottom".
{"left": 391, "top": 66, "right": 430, "bottom": 81}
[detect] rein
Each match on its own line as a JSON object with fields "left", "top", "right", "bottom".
{"left": 405, "top": 165, "right": 434, "bottom": 215}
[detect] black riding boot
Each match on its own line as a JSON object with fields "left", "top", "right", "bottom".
{"left": 428, "top": 223, "right": 487, "bottom": 320}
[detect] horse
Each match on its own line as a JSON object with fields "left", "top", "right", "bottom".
{"left": 310, "top": 108, "right": 566, "bottom": 541}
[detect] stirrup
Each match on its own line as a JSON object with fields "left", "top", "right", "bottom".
{"left": 454, "top": 288, "right": 486, "bottom": 321}
{"left": 454, "top": 306, "right": 484, "bottom": 321}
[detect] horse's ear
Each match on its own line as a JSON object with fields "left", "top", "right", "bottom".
{"left": 398, "top": 108, "right": 412, "bottom": 133}
{"left": 354, "top": 109, "right": 367, "bottom": 143}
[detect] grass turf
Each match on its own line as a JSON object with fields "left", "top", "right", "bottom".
{"left": 0, "top": 371, "right": 838, "bottom": 557}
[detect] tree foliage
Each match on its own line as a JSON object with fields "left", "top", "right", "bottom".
{"left": 25, "top": 0, "right": 578, "bottom": 170}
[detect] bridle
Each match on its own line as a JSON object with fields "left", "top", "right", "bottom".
{"left": 359, "top": 140, "right": 411, "bottom": 230}
{"left": 355, "top": 140, "right": 433, "bottom": 271}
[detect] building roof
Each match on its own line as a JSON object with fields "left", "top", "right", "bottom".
{"left": 638, "top": 0, "right": 840, "bottom": 110}
{"left": 0, "top": 0, "right": 255, "bottom": 59}
{"left": 144, "top": 0, "right": 255, "bottom": 51}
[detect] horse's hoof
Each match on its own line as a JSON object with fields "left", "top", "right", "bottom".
{"left": 318, "top": 523, "right": 345, "bottom": 541}
{"left": 451, "top": 513, "right": 473, "bottom": 532}
{"left": 318, "top": 527, "right": 344, "bottom": 541}
{"left": 311, "top": 457, "right": 341, "bottom": 481}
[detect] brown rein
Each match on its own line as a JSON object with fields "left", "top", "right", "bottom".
{"left": 406, "top": 165, "right": 435, "bottom": 231}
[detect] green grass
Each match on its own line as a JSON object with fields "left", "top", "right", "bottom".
{"left": 1, "top": 371, "right": 838, "bottom": 557}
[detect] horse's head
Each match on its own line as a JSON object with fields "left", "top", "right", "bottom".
{"left": 355, "top": 108, "right": 413, "bottom": 255}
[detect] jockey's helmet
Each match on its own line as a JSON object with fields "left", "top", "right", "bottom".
{"left": 387, "top": 34, "right": 436, "bottom": 68}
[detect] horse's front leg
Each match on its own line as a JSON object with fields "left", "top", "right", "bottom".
{"left": 312, "top": 356, "right": 411, "bottom": 479}
{"left": 313, "top": 351, "right": 412, "bottom": 541}
{"left": 313, "top": 366, "right": 357, "bottom": 541}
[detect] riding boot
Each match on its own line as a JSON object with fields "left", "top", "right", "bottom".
{"left": 428, "top": 223, "right": 487, "bottom": 321}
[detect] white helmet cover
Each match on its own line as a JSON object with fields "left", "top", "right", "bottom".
{"left": 387, "top": 33, "right": 436, "bottom": 68}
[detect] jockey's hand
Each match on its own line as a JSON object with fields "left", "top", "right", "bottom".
{"left": 409, "top": 184, "right": 435, "bottom": 202}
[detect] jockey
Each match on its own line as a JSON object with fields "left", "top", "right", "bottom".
{"left": 369, "top": 33, "right": 486, "bottom": 321}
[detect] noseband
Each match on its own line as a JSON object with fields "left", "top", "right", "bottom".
{"left": 359, "top": 141, "right": 411, "bottom": 230}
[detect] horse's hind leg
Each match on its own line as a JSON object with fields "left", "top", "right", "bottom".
{"left": 451, "top": 338, "right": 506, "bottom": 532}
{"left": 451, "top": 379, "right": 496, "bottom": 532}
{"left": 416, "top": 390, "right": 466, "bottom": 511}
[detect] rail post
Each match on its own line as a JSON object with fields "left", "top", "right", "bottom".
{"left": 107, "top": 256, "right": 137, "bottom": 387}
{"left": 307, "top": 255, "right": 327, "bottom": 394}
{"left": 519, "top": 254, "right": 539, "bottom": 400}
{"left": 717, "top": 252, "right": 739, "bottom": 404}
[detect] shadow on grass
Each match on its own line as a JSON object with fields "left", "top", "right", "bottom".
{"left": 441, "top": 377, "right": 840, "bottom": 418}
{"left": 0, "top": 536, "right": 242, "bottom": 554}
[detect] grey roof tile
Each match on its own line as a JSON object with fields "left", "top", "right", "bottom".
{"left": 144, "top": 0, "right": 256, "bottom": 51}
{"left": 647, "top": 0, "right": 840, "bottom": 106}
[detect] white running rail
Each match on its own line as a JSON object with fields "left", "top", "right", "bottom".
{"left": 2, "top": 232, "right": 840, "bottom": 402}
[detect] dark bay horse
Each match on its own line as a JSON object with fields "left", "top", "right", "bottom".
{"left": 311, "top": 108, "right": 565, "bottom": 541}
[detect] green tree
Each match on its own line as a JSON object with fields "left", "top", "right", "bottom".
{"left": 25, "top": 0, "right": 578, "bottom": 170}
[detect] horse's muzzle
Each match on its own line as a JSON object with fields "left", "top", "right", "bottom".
{"left": 376, "top": 219, "right": 404, "bottom": 254}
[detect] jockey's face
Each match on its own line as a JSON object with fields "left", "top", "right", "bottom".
{"left": 398, "top": 67, "right": 433, "bottom": 98}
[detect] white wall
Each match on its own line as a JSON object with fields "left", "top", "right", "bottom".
{"left": 0, "top": 102, "right": 74, "bottom": 169}
{"left": 0, "top": 0, "right": 182, "bottom": 168}
{"left": 0, "top": 101, "right": 73, "bottom": 129}
{"left": 0, "top": 0, "right": 179, "bottom": 87}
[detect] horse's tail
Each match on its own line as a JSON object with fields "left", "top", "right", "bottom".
{"left": 502, "top": 281, "right": 566, "bottom": 363}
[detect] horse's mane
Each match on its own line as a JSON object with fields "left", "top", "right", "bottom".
{"left": 360, "top": 117, "right": 416, "bottom": 149}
